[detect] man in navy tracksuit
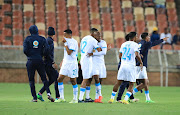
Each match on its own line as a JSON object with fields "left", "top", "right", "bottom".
{"left": 37, "top": 27, "right": 60, "bottom": 102}
{"left": 23, "top": 25, "right": 54, "bottom": 102}
{"left": 132, "top": 32, "right": 167, "bottom": 103}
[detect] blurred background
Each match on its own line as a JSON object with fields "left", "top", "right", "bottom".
{"left": 0, "top": 0, "right": 179, "bottom": 86}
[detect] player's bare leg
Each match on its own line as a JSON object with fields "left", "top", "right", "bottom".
{"left": 108, "top": 80, "right": 123, "bottom": 103}
{"left": 132, "top": 79, "right": 154, "bottom": 103}
{"left": 55, "top": 75, "right": 66, "bottom": 102}
{"left": 69, "top": 78, "right": 78, "bottom": 103}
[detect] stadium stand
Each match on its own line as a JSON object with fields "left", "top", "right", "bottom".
{"left": 0, "top": 0, "right": 179, "bottom": 50}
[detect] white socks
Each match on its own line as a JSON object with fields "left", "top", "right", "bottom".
{"left": 58, "top": 82, "right": 64, "bottom": 99}
{"left": 73, "top": 84, "right": 78, "bottom": 100}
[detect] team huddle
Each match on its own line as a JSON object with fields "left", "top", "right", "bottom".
{"left": 23, "top": 25, "right": 167, "bottom": 104}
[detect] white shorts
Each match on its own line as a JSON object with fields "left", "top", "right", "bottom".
{"left": 59, "top": 62, "right": 78, "bottom": 78}
{"left": 92, "top": 63, "right": 106, "bottom": 78}
{"left": 136, "top": 66, "right": 148, "bottom": 79}
{"left": 81, "top": 57, "right": 93, "bottom": 79}
{"left": 117, "top": 64, "right": 136, "bottom": 82}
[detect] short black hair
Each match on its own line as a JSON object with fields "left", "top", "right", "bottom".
{"left": 128, "top": 32, "right": 137, "bottom": 40}
{"left": 64, "top": 29, "right": 72, "bottom": 34}
{"left": 141, "top": 32, "right": 149, "bottom": 40}
{"left": 90, "top": 28, "right": 98, "bottom": 33}
{"left": 125, "top": 34, "right": 129, "bottom": 41}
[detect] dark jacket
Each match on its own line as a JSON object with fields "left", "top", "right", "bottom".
{"left": 172, "top": 35, "right": 180, "bottom": 44}
{"left": 23, "top": 25, "right": 49, "bottom": 60}
{"left": 44, "top": 37, "right": 54, "bottom": 64}
{"left": 136, "top": 39, "right": 163, "bottom": 68}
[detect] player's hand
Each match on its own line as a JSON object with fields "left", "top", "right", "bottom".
{"left": 107, "top": 44, "right": 112, "bottom": 51}
{"left": 163, "top": 37, "right": 168, "bottom": 41}
{"left": 52, "top": 63, "right": 58, "bottom": 70}
{"left": 140, "top": 63, "right": 143, "bottom": 71}
{"left": 87, "top": 53, "right": 93, "bottom": 57}
{"left": 140, "top": 54, "right": 143, "bottom": 58}
{"left": 62, "top": 37, "right": 67, "bottom": 43}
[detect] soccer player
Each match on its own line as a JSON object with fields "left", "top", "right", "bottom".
{"left": 116, "top": 34, "right": 141, "bottom": 103}
{"left": 54, "top": 29, "right": 79, "bottom": 103}
{"left": 78, "top": 28, "right": 102, "bottom": 103}
{"left": 132, "top": 32, "right": 168, "bottom": 103}
{"left": 108, "top": 32, "right": 143, "bottom": 104}
{"left": 85, "top": 32, "right": 108, "bottom": 103}
{"left": 37, "top": 27, "right": 59, "bottom": 102}
{"left": 23, "top": 25, "right": 53, "bottom": 102}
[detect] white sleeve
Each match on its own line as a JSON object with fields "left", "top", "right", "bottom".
{"left": 134, "top": 44, "right": 139, "bottom": 53}
{"left": 92, "top": 39, "right": 100, "bottom": 49}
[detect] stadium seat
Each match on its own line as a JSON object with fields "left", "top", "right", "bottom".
{"left": 122, "top": 1, "right": 132, "bottom": 8}
{"left": 12, "top": 4, "right": 22, "bottom": 11}
{"left": 157, "top": 14, "right": 167, "bottom": 22}
{"left": 135, "top": 14, "right": 144, "bottom": 21}
{"left": 134, "top": 7, "right": 143, "bottom": 15}
{"left": 114, "top": 31, "right": 125, "bottom": 40}
{"left": 136, "top": 20, "right": 145, "bottom": 28}
{"left": 36, "top": 23, "right": 45, "bottom": 30}
{"left": 147, "top": 21, "right": 156, "bottom": 27}
{"left": 122, "top": 8, "right": 133, "bottom": 14}
{"left": 156, "top": 8, "right": 166, "bottom": 14}
{"left": 124, "top": 13, "right": 133, "bottom": 20}
{"left": 100, "top": 0, "right": 109, "bottom": 8}
{"left": 0, "top": 35, "right": 5, "bottom": 43}
{"left": 0, "top": 23, "right": 4, "bottom": 30}
{"left": 103, "top": 31, "right": 114, "bottom": 44}
{"left": 23, "top": 4, "right": 33, "bottom": 12}
{"left": 34, "top": 5, "right": 44, "bottom": 11}
{"left": 80, "top": 30, "right": 90, "bottom": 38}
{"left": 124, "top": 20, "right": 134, "bottom": 26}
{"left": 125, "top": 26, "right": 135, "bottom": 33}
{"left": 24, "top": 23, "right": 33, "bottom": 30}
{"left": 2, "top": 16, "right": 11, "bottom": 24}
{"left": 169, "top": 21, "right": 179, "bottom": 27}
{"left": 145, "top": 8, "right": 155, "bottom": 15}
{"left": 67, "top": 0, "right": 77, "bottom": 7}
{"left": 116, "top": 38, "right": 125, "bottom": 48}
{"left": 35, "top": 0, "right": 44, "bottom": 5}
{"left": 35, "top": 17, "right": 45, "bottom": 23}
{"left": 168, "top": 15, "right": 178, "bottom": 21}
{"left": 132, "top": 1, "right": 142, "bottom": 7}
{"left": 166, "top": 2, "right": 175, "bottom": 9}
{"left": 146, "top": 15, "right": 155, "bottom": 21}
{"left": 2, "top": 29, "right": 12, "bottom": 36}
{"left": 2, "top": 4, "right": 11, "bottom": 12}
{"left": 12, "top": 0, "right": 22, "bottom": 4}
{"left": 24, "top": 11, "right": 33, "bottom": 17}
{"left": 23, "top": 0, "right": 33, "bottom": 4}
{"left": 13, "top": 29, "right": 23, "bottom": 35}
{"left": 24, "top": 17, "right": 34, "bottom": 23}
{"left": 13, "top": 11, "right": 22, "bottom": 17}
{"left": 13, "top": 23, "right": 22, "bottom": 29}
{"left": 167, "top": 8, "right": 177, "bottom": 15}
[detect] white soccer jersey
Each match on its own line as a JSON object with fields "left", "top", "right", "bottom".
{"left": 80, "top": 35, "right": 99, "bottom": 79}
{"left": 92, "top": 40, "right": 107, "bottom": 64}
{"left": 119, "top": 41, "right": 139, "bottom": 66}
{"left": 80, "top": 35, "right": 99, "bottom": 61}
{"left": 63, "top": 37, "right": 78, "bottom": 63}
{"left": 92, "top": 40, "right": 107, "bottom": 78}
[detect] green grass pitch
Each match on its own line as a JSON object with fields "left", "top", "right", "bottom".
{"left": 0, "top": 83, "right": 180, "bottom": 115}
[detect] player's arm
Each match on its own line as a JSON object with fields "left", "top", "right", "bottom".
{"left": 62, "top": 37, "right": 73, "bottom": 55}
{"left": 119, "top": 52, "right": 122, "bottom": 59}
{"left": 150, "top": 37, "right": 168, "bottom": 47}
{"left": 135, "top": 51, "right": 143, "bottom": 70}
{"left": 93, "top": 46, "right": 107, "bottom": 56}
{"left": 43, "top": 39, "right": 50, "bottom": 56}
{"left": 23, "top": 37, "right": 29, "bottom": 56}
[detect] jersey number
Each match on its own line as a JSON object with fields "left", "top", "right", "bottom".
{"left": 81, "top": 41, "right": 87, "bottom": 53}
{"left": 122, "top": 47, "right": 131, "bottom": 60}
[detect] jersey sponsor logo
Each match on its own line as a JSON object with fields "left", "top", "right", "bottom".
{"left": 33, "top": 40, "right": 39, "bottom": 48}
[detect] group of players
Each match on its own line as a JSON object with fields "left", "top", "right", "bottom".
{"left": 23, "top": 25, "right": 168, "bottom": 104}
